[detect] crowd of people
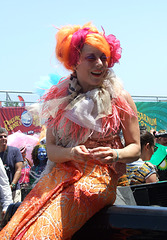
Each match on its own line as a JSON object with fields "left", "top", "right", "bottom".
{"left": 118, "top": 128, "right": 167, "bottom": 186}
{"left": 0, "top": 127, "right": 48, "bottom": 229}
{"left": 0, "top": 22, "right": 167, "bottom": 239}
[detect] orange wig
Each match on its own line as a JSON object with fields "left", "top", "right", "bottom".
{"left": 55, "top": 23, "right": 121, "bottom": 71}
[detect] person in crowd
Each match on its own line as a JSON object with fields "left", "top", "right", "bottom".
{"left": 155, "top": 129, "right": 167, "bottom": 146}
{"left": 0, "top": 158, "right": 13, "bottom": 229}
{"left": 139, "top": 125, "right": 147, "bottom": 133}
{"left": 0, "top": 127, "right": 23, "bottom": 203}
{"left": 19, "top": 146, "right": 32, "bottom": 201}
{"left": 0, "top": 22, "right": 140, "bottom": 239}
{"left": 126, "top": 131, "right": 159, "bottom": 185}
{"left": 29, "top": 144, "right": 48, "bottom": 188}
{"left": 150, "top": 128, "right": 156, "bottom": 136}
{"left": 151, "top": 129, "right": 167, "bottom": 181}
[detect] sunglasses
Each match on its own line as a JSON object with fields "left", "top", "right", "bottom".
{"left": 0, "top": 135, "right": 7, "bottom": 139}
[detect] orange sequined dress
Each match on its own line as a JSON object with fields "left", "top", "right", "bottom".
{"left": 0, "top": 75, "right": 134, "bottom": 239}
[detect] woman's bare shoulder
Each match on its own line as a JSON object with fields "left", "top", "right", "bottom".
{"left": 120, "top": 89, "right": 132, "bottom": 102}
{"left": 120, "top": 89, "right": 137, "bottom": 111}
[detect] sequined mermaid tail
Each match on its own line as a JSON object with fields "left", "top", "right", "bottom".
{"left": 0, "top": 161, "right": 117, "bottom": 240}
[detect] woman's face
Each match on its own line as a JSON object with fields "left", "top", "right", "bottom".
{"left": 37, "top": 147, "right": 47, "bottom": 161}
{"left": 75, "top": 44, "right": 108, "bottom": 92}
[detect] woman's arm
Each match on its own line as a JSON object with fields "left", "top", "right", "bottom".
{"left": 11, "top": 162, "right": 23, "bottom": 187}
{"left": 46, "top": 127, "right": 91, "bottom": 164}
{"left": 118, "top": 90, "right": 141, "bottom": 163}
{"left": 89, "top": 90, "right": 141, "bottom": 164}
{"left": 145, "top": 173, "right": 158, "bottom": 183}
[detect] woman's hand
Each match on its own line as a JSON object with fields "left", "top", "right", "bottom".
{"left": 70, "top": 145, "right": 92, "bottom": 163}
{"left": 47, "top": 126, "right": 93, "bottom": 164}
{"left": 88, "top": 147, "right": 119, "bottom": 164}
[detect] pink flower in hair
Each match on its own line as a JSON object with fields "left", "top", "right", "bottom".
{"left": 102, "top": 27, "right": 122, "bottom": 67}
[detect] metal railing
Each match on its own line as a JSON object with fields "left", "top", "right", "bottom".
{"left": 0, "top": 90, "right": 39, "bottom": 106}
{"left": 132, "top": 95, "right": 167, "bottom": 102}
{"left": 0, "top": 90, "right": 167, "bottom": 106}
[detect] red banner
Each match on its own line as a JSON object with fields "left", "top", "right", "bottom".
{"left": 0, "top": 107, "right": 41, "bottom": 135}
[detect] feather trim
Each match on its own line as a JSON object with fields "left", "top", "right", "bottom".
{"left": 35, "top": 71, "right": 136, "bottom": 146}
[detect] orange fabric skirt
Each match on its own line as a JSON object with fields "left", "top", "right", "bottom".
{"left": 0, "top": 161, "right": 118, "bottom": 239}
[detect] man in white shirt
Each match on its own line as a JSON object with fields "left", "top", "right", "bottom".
{"left": 0, "top": 157, "right": 13, "bottom": 227}
{"left": 0, "top": 127, "right": 23, "bottom": 203}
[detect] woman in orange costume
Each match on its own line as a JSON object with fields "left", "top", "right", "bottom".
{"left": 0, "top": 23, "right": 140, "bottom": 239}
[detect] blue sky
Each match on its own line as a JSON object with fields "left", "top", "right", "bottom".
{"left": 1, "top": 0, "right": 167, "bottom": 102}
